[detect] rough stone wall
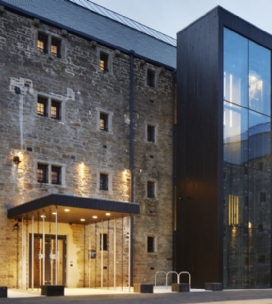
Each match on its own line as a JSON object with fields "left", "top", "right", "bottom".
{"left": 0, "top": 7, "right": 173, "bottom": 287}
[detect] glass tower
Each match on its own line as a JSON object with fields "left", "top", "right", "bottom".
{"left": 223, "top": 28, "right": 271, "bottom": 288}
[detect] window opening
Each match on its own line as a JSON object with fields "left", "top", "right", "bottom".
{"left": 51, "top": 100, "right": 61, "bottom": 120}
{"left": 147, "top": 236, "right": 155, "bottom": 253}
{"left": 37, "top": 33, "right": 47, "bottom": 54}
{"left": 147, "top": 125, "right": 155, "bottom": 142}
{"left": 51, "top": 38, "right": 61, "bottom": 58}
{"left": 100, "top": 173, "right": 108, "bottom": 190}
{"left": 37, "top": 164, "right": 48, "bottom": 183}
{"left": 100, "top": 113, "right": 108, "bottom": 131}
{"left": 100, "top": 233, "right": 108, "bottom": 251}
{"left": 100, "top": 52, "right": 109, "bottom": 72}
{"left": 37, "top": 96, "right": 48, "bottom": 116}
{"left": 147, "top": 69, "right": 155, "bottom": 87}
{"left": 51, "top": 166, "right": 61, "bottom": 185}
{"left": 229, "top": 194, "right": 239, "bottom": 225}
{"left": 147, "top": 181, "right": 155, "bottom": 198}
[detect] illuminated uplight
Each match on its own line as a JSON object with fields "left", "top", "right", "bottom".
{"left": 248, "top": 222, "right": 252, "bottom": 229}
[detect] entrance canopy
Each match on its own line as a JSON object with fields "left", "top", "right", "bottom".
{"left": 7, "top": 194, "right": 140, "bottom": 224}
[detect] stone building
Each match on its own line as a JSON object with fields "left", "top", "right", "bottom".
{"left": 1, "top": 0, "right": 272, "bottom": 292}
{"left": 0, "top": 0, "right": 174, "bottom": 289}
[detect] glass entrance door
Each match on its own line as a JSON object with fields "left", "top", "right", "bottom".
{"left": 29, "top": 234, "right": 66, "bottom": 287}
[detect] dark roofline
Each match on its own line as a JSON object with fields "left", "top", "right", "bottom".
{"left": 0, "top": 0, "right": 176, "bottom": 71}
{"left": 7, "top": 194, "right": 140, "bottom": 219}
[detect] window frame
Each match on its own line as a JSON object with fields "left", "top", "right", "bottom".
{"left": 100, "top": 233, "right": 108, "bottom": 251}
{"left": 36, "top": 162, "right": 65, "bottom": 185}
{"left": 147, "top": 124, "right": 156, "bottom": 142}
{"left": 37, "top": 94, "right": 63, "bottom": 121}
{"left": 51, "top": 37, "right": 61, "bottom": 58}
{"left": 100, "top": 112, "right": 109, "bottom": 131}
{"left": 147, "top": 69, "right": 156, "bottom": 87}
{"left": 37, "top": 32, "right": 48, "bottom": 54}
{"left": 37, "top": 31, "right": 63, "bottom": 59}
{"left": 37, "top": 163, "right": 48, "bottom": 183}
{"left": 100, "top": 173, "right": 109, "bottom": 191}
{"left": 51, "top": 166, "right": 62, "bottom": 185}
{"left": 147, "top": 236, "right": 156, "bottom": 253}
{"left": 99, "top": 52, "right": 109, "bottom": 72}
{"left": 37, "top": 96, "right": 48, "bottom": 117}
{"left": 147, "top": 181, "right": 156, "bottom": 198}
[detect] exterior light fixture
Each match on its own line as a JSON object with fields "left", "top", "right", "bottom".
{"left": 41, "top": 215, "right": 46, "bottom": 218}
{"left": 13, "top": 156, "right": 21, "bottom": 165}
{"left": 106, "top": 213, "right": 111, "bottom": 216}
{"left": 13, "top": 221, "right": 19, "bottom": 230}
{"left": 92, "top": 215, "right": 98, "bottom": 219}
{"left": 64, "top": 209, "right": 70, "bottom": 212}
{"left": 52, "top": 212, "right": 57, "bottom": 215}
{"left": 80, "top": 218, "right": 85, "bottom": 222}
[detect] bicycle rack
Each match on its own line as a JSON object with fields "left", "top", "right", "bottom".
{"left": 166, "top": 271, "right": 178, "bottom": 288}
{"left": 178, "top": 271, "right": 191, "bottom": 290}
{"left": 154, "top": 271, "right": 167, "bottom": 287}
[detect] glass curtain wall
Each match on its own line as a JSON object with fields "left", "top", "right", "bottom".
{"left": 223, "top": 28, "right": 271, "bottom": 288}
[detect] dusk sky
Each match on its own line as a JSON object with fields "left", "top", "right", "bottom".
{"left": 83, "top": 0, "right": 272, "bottom": 39}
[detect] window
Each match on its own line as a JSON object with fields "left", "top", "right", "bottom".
{"left": 37, "top": 33, "right": 48, "bottom": 54}
{"left": 147, "top": 69, "right": 155, "bottom": 87}
{"left": 51, "top": 100, "right": 61, "bottom": 120}
{"left": 260, "top": 192, "right": 266, "bottom": 202}
{"left": 100, "top": 52, "right": 109, "bottom": 72}
{"left": 51, "top": 37, "right": 61, "bottom": 58}
{"left": 100, "top": 173, "right": 108, "bottom": 191}
{"left": 37, "top": 32, "right": 62, "bottom": 58}
{"left": 100, "top": 233, "right": 108, "bottom": 251}
{"left": 100, "top": 113, "right": 108, "bottom": 131}
{"left": 51, "top": 166, "right": 61, "bottom": 185}
{"left": 37, "top": 164, "right": 48, "bottom": 183}
{"left": 37, "top": 163, "right": 63, "bottom": 184}
{"left": 147, "top": 125, "right": 155, "bottom": 142}
{"left": 37, "top": 95, "right": 62, "bottom": 120}
{"left": 147, "top": 236, "right": 155, "bottom": 253}
{"left": 229, "top": 194, "right": 239, "bottom": 225}
{"left": 37, "top": 96, "right": 48, "bottom": 116}
{"left": 147, "top": 181, "right": 155, "bottom": 198}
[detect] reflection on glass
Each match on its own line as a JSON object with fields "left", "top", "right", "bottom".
{"left": 224, "top": 28, "right": 248, "bottom": 107}
{"left": 249, "top": 41, "right": 271, "bottom": 114}
{"left": 224, "top": 102, "right": 248, "bottom": 165}
{"left": 249, "top": 111, "right": 270, "bottom": 167}
{"left": 229, "top": 195, "right": 239, "bottom": 225}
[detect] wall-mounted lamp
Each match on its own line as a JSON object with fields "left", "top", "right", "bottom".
{"left": 13, "top": 156, "right": 21, "bottom": 165}
{"left": 13, "top": 221, "right": 19, "bottom": 231}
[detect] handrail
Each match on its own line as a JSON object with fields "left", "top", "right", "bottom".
{"left": 166, "top": 271, "right": 178, "bottom": 288}
{"left": 154, "top": 271, "right": 167, "bottom": 287}
{"left": 178, "top": 271, "right": 191, "bottom": 290}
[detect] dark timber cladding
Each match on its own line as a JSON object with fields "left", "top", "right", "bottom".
{"left": 176, "top": 5, "right": 272, "bottom": 288}
{"left": 176, "top": 7, "right": 222, "bottom": 288}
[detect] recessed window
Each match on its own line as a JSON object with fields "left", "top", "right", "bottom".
{"left": 260, "top": 192, "right": 266, "bottom": 202}
{"left": 51, "top": 166, "right": 61, "bottom": 185}
{"left": 147, "top": 69, "right": 155, "bottom": 87}
{"left": 147, "top": 125, "right": 155, "bottom": 142}
{"left": 37, "top": 32, "right": 62, "bottom": 58}
{"left": 51, "top": 37, "right": 61, "bottom": 58}
{"left": 147, "top": 181, "right": 155, "bottom": 198}
{"left": 147, "top": 236, "right": 155, "bottom": 253}
{"left": 100, "top": 52, "right": 109, "bottom": 72}
{"left": 100, "top": 233, "right": 108, "bottom": 251}
{"left": 258, "top": 162, "right": 264, "bottom": 171}
{"left": 100, "top": 113, "right": 108, "bottom": 131}
{"left": 37, "top": 164, "right": 48, "bottom": 183}
{"left": 51, "top": 100, "right": 61, "bottom": 120}
{"left": 37, "top": 96, "right": 48, "bottom": 116}
{"left": 37, "top": 33, "right": 48, "bottom": 54}
{"left": 100, "top": 173, "right": 108, "bottom": 191}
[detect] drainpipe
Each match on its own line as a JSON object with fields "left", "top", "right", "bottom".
{"left": 129, "top": 50, "right": 135, "bottom": 287}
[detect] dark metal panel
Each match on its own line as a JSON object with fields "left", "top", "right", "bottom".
{"left": 176, "top": 7, "right": 222, "bottom": 288}
{"left": 7, "top": 194, "right": 140, "bottom": 219}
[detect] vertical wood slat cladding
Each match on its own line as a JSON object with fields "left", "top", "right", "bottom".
{"left": 176, "top": 6, "right": 272, "bottom": 288}
{"left": 176, "top": 8, "right": 222, "bottom": 288}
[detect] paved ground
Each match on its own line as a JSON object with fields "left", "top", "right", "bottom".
{"left": 1, "top": 289, "right": 272, "bottom": 304}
